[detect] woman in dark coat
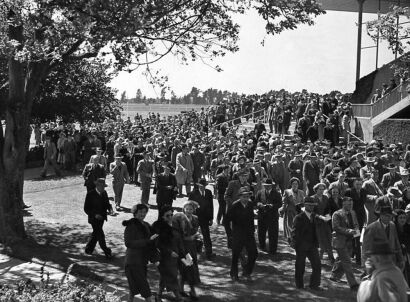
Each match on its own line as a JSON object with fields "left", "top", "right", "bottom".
{"left": 152, "top": 205, "right": 186, "bottom": 301}
{"left": 172, "top": 200, "right": 201, "bottom": 300}
{"left": 394, "top": 209, "right": 410, "bottom": 284}
{"left": 123, "top": 204, "right": 158, "bottom": 302}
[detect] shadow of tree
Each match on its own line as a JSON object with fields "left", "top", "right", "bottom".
{"left": 3, "top": 220, "right": 358, "bottom": 302}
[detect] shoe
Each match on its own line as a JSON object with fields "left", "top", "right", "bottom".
{"left": 189, "top": 290, "right": 198, "bottom": 301}
{"left": 22, "top": 204, "right": 31, "bottom": 209}
{"left": 350, "top": 284, "right": 360, "bottom": 292}
{"left": 85, "top": 249, "right": 93, "bottom": 255}
{"left": 105, "top": 250, "right": 113, "bottom": 260}
{"left": 230, "top": 275, "right": 239, "bottom": 282}
{"left": 309, "top": 286, "right": 325, "bottom": 291}
{"left": 329, "top": 277, "right": 343, "bottom": 283}
{"left": 115, "top": 205, "right": 122, "bottom": 211}
{"left": 206, "top": 253, "right": 216, "bottom": 260}
{"left": 243, "top": 274, "right": 253, "bottom": 282}
{"left": 179, "top": 291, "right": 189, "bottom": 298}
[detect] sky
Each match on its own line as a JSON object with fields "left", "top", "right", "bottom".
{"left": 109, "top": 9, "right": 398, "bottom": 99}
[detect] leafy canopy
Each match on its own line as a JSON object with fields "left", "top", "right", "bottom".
{"left": 0, "top": 0, "right": 325, "bottom": 74}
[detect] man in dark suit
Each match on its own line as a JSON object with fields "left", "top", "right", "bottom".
{"left": 83, "top": 178, "right": 113, "bottom": 259}
{"left": 345, "top": 178, "right": 367, "bottom": 265}
{"left": 381, "top": 163, "right": 401, "bottom": 193}
{"left": 82, "top": 156, "right": 106, "bottom": 192}
{"left": 255, "top": 179, "right": 282, "bottom": 254}
{"left": 215, "top": 164, "right": 230, "bottom": 225}
{"left": 362, "top": 206, "right": 404, "bottom": 270}
{"left": 189, "top": 178, "right": 216, "bottom": 260}
{"left": 225, "top": 187, "right": 258, "bottom": 282}
{"left": 155, "top": 161, "right": 177, "bottom": 211}
{"left": 291, "top": 196, "right": 322, "bottom": 290}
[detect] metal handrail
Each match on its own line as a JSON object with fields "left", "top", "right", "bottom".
{"left": 210, "top": 107, "right": 267, "bottom": 130}
{"left": 322, "top": 113, "right": 366, "bottom": 144}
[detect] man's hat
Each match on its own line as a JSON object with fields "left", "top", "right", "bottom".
{"left": 386, "top": 163, "right": 397, "bottom": 170}
{"left": 387, "top": 187, "right": 402, "bottom": 197}
{"left": 303, "top": 196, "right": 317, "bottom": 206}
{"left": 263, "top": 179, "right": 275, "bottom": 186}
{"left": 196, "top": 178, "right": 208, "bottom": 187}
{"left": 400, "top": 168, "right": 409, "bottom": 176}
{"left": 405, "top": 204, "right": 410, "bottom": 214}
{"left": 365, "top": 156, "right": 375, "bottom": 163}
{"left": 96, "top": 147, "right": 102, "bottom": 152}
{"left": 94, "top": 178, "right": 108, "bottom": 187}
{"left": 379, "top": 206, "right": 393, "bottom": 215}
{"left": 368, "top": 240, "right": 394, "bottom": 255}
{"left": 114, "top": 155, "right": 123, "bottom": 159}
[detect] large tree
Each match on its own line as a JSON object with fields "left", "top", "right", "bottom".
{"left": 0, "top": 0, "right": 324, "bottom": 241}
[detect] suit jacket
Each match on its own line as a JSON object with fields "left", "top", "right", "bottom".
{"left": 84, "top": 189, "right": 111, "bottom": 223}
{"left": 381, "top": 172, "right": 401, "bottom": 191}
{"left": 303, "top": 161, "right": 320, "bottom": 186}
{"left": 332, "top": 209, "right": 359, "bottom": 249}
{"left": 155, "top": 173, "right": 177, "bottom": 202}
{"left": 137, "top": 159, "right": 154, "bottom": 183}
{"left": 345, "top": 188, "right": 367, "bottom": 228}
{"left": 362, "top": 219, "right": 404, "bottom": 266}
{"left": 110, "top": 161, "right": 129, "bottom": 183}
{"left": 255, "top": 188, "right": 282, "bottom": 218}
{"left": 189, "top": 188, "right": 214, "bottom": 223}
{"left": 359, "top": 165, "right": 373, "bottom": 180}
{"left": 344, "top": 166, "right": 359, "bottom": 187}
{"left": 215, "top": 173, "right": 229, "bottom": 197}
{"left": 291, "top": 211, "right": 319, "bottom": 251}
{"left": 224, "top": 180, "right": 251, "bottom": 209}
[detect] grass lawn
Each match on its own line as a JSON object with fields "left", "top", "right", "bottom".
{"left": 4, "top": 172, "right": 359, "bottom": 301}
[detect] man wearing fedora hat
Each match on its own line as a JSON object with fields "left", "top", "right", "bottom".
{"left": 83, "top": 178, "right": 113, "bottom": 259}
{"left": 89, "top": 147, "right": 107, "bottom": 171}
{"left": 188, "top": 178, "right": 216, "bottom": 260}
{"left": 360, "top": 156, "right": 375, "bottom": 180}
{"left": 155, "top": 161, "right": 177, "bottom": 211}
{"left": 303, "top": 152, "right": 321, "bottom": 196}
{"left": 82, "top": 155, "right": 106, "bottom": 192}
{"left": 136, "top": 151, "right": 154, "bottom": 205}
{"left": 357, "top": 240, "right": 408, "bottom": 302}
{"left": 395, "top": 168, "right": 410, "bottom": 192}
{"left": 225, "top": 187, "right": 258, "bottom": 282}
{"left": 381, "top": 163, "right": 401, "bottom": 193}
{"left": 362, "top": 206, "right": 404, "bottom": 271}
{"left": 110, "top": 155, "right": 130, "bottom": 211}
{"left": 291, "top": 196, "right": 322, "bottom": 290}
{"left": 255, "top": 178, "right": 282, "bottom": 254}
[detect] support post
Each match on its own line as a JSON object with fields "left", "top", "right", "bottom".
{"left": 376, "top": 0, "right": 381, "bottom": 69}
{"left": 356, "top": 0, "right": 365, "bottom": 82}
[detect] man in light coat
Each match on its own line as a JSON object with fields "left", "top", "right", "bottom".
{"left": 110, "top": 155, "right": 130, "bottom": 211}
{"left": 175, "top": 144, "right": 194, "bottom": 196}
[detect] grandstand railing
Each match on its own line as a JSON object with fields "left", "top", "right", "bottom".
{"left": 351, "top": 80, "right": 409, "bottom": 118}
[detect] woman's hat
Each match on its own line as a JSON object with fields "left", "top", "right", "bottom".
{"left": 183, "top": 200, "right": 199, "bottom": 210}
{"left": 313, "top": 183, "right": 326, "bottom": 192}
{"left": 289, "top": 177, "right": 300, "bottom": 185}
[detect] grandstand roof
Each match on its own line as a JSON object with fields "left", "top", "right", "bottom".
{"left": 319, "top": 0, "right": 410, "bottom": 14}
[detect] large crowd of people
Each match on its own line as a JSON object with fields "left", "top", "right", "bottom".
{"left": 33, "top": 92, "right": 410, "bottom": 302}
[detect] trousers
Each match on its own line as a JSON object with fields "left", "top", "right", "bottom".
{"left": 85, "top": 219, "right": 110, "bottom": 255}
{"left": 230, "top": 235, "right": 258, "bottom": 277}
{"left": 257, "top": 214, "right": 279, "bottom": 253}
{"left": 112, "top": 181, "right": 125, "bottom": 206}
{"left": 295, "top": 248, "right": 321, "bottom": 289}
{"left": 332, "top": 246, "right": 358, "bottom": 287}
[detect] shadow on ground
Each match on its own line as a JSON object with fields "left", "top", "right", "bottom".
{"left": 2, "top": 220, "right": 356, "bottom": 302}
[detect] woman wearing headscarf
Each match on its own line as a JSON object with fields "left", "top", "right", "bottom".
{"left": 280, "top": 177, "right": 305, "bottom": 244}
{"left": 152, "top": 205, "right": 186, "bottom": 301}
{"left": 172, "top": 200, "right": 201, "bottom": 300}
{"left": 123, "top": 204, "right": 159, "bottom": 302}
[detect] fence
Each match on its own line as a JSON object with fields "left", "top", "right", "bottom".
{"left": 352, "top": 80, "right": 409, "bottom": 118}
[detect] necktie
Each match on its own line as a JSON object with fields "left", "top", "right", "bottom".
{"left": 346, "top": 211, "right": 354, "bottom": 228}
{"left": 385, "top": 224, "right": 390, "bottom": 238}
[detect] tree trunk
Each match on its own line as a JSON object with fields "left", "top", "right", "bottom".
{"left": 0, "top": 18, "right": 49, "bottom": 242}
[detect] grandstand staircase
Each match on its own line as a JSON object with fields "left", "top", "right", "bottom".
{"left": 351, "top": 82, "right": 410, "bottom": 142}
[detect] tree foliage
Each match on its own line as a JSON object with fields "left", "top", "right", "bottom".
{"left": 31, "top": 59, "right": 121, "bottom": 123}
{"left": 367, "top": 6, "right": 410, "bottom": 77}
